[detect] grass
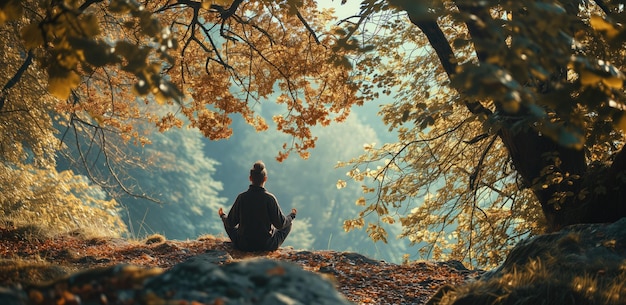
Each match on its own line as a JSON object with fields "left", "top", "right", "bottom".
{"left": 0, "top": 257, "right": 75, "bottom": 285}
{"left": 143, "top": 233, "right": 166, "bottom": 245}
{"left": 435, "top": 258, "right": 626, "bottom": 305}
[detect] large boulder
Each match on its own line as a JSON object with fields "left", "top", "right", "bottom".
{"left": 428, "top": 217, "right": 626, "bottom": 305}
{"left": 144, "top": 253, "right": 354, "bottom": 305}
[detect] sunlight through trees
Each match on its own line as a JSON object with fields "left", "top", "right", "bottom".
{"left": 1, "top": 0, "right": 625, "bottom": 268}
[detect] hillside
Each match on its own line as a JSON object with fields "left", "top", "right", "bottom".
{"left": 0, "top": 225, "right": 479, "bottom": 304}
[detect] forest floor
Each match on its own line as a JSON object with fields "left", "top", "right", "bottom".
{"left": 0, "top": 225, "right": 481, "bottom": 304}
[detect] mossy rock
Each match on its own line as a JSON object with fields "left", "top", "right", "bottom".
{"left": 428, "top": 217, "right": 626, "bottom": 305}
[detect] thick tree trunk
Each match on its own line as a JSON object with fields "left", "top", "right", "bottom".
{"left": 407, "top": 9, "right": 626, "bottom": 232}
{"left": 498, "top": 127, "right": 587, "bottom": 231}
{"left": 592, "top": 145, "right": 626, "bottom": 223}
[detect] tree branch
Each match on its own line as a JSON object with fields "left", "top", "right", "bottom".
{"left": 1, "top": 50, "right": 34, "bottom": 112}
{"left": 469, "top": 135, "right": 498, "bottom": 190}
{"left": 294, "top": 8, "right": 320, "bottom": 45}
{"left": 409, "top": 18, "right": 493, "bottom": 118}
{"left": 593, "top": 0, "right": 613, "bottom": 16}
{"left": 408, "top": 19, "right": 457, "bottom": 77}
{"left": 78, "top": 0, "right": 104, "bottom": 12}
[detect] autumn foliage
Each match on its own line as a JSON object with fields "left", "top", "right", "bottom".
{"left": 2, "top": 0, "right": 626, "bottom": 269}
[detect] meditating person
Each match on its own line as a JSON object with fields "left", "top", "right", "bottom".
{"left": 218, "top": 160, "right": 297, "bottom": 251}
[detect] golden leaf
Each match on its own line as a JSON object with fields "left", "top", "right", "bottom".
{"left": 80, "top": 14, "right": 101, "bottom": 37}
{"left": 579, "top": 70, "right": 602, "bottom": 86}
{"left": 0, "top": 1, "right": 22, "bottom": 24}
{"left": 214, "top": 0, "right": 232, "bottom": 5}
{"left": 201, "top": 0, "right": 212, "bottom": 9}
{"left": 601, "top": 76, "right": 623, "bottom": 89}
{"left": 21, "top": 23, "right": 44, "bottom": 49}
{"left": 589, "top": 15, "right": 619, "bottom": 39}
{"left": 48, "top": 71, "right": 80, "bottom": 100}
{"left": 336, "top": 179, "right": 347, "bottom": 189}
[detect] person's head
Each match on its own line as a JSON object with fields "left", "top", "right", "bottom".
{"left": 249, "top": 160, "right": 267, "bottom": 186}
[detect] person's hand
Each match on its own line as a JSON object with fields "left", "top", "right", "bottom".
{"left": 218, "top": 207, "right": 225, "bottom": 217}
{"left": 291, "top": 208, "right": 297, "bottom": 215}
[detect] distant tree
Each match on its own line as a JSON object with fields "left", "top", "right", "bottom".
{"left": 118, "top": 121, "right": 228, "bottom": 239}
{"left": 337, "top": 0, "right": 626, "bottom": 266}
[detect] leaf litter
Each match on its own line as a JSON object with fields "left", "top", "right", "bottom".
{"left": 0, "top": 226, "right": 481, "bottom": 304}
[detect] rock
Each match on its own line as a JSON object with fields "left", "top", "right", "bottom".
{"left": 427, "top": 217, "right": 626, "bottom": 305}
{"left": 436, "top": 260, "right": 468, "bottom": 271}
{"left": 0, "top": 286, "right": 27, "bottom": 305}
{"left": 144, "top": 256, "right": 354, "bottom": 305}
{"left": 201, "top": 249, "right": 233, "bottom": 264}
{"left": 340, "top": 252, "right": 381, "bottom": 265}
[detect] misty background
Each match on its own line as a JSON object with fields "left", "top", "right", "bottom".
{"left": 109, "top": 98, "right": 416, "bottom": 264}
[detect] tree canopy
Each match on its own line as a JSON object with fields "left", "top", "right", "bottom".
{"left": 2, "top": 0, "right": 626, "bottom": 267}
{"left": 1, "top": 0, "right": 359, "bottom": 236}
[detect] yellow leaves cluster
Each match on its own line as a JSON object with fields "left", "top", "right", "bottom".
{"left": 366, "top": 223, "right": 388, "bottom": 243}
{"left": 572, "top": 58, "right": 624, "bottom": 92}
{"left": 0, "top": 164, "right": 127, "bottom": 237}
{"left": 336, "top": 179, "right": 347, "bottom": 189}
{"left": 336, "top": 106, "right": 544, "bottom": 267}
{"left": 4, "top": 0, "right": 363, "bottom": 169}
{"left": 589, "top": 15, "right": 621, "bottom": 40}
{"left": 343, "top": 218, "right": 364, "bottom": 232}
{"left": 0, "top": 28, "right": 58, "bottom": 168}
{"left": 15, "top": 0, "right": 181, "bottom": 107}
{"left": 20, "top": 7, "right": 102, "bottom": 100}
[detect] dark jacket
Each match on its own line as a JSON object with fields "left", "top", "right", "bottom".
{"left": 222, "top": 185, "right": 295, "bottom": 251}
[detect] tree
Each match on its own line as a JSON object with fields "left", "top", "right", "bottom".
{"left": 117, "top": 120, "right": 228, "bottom": 239}
{"left": 337, "top": 0, "right": 626, "bottom": 266}
{"left": 1, "top": 0, "right": 360, "bottom": 159}
{"left": 0, "top": 2, "right": 127, "bottom": 235}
